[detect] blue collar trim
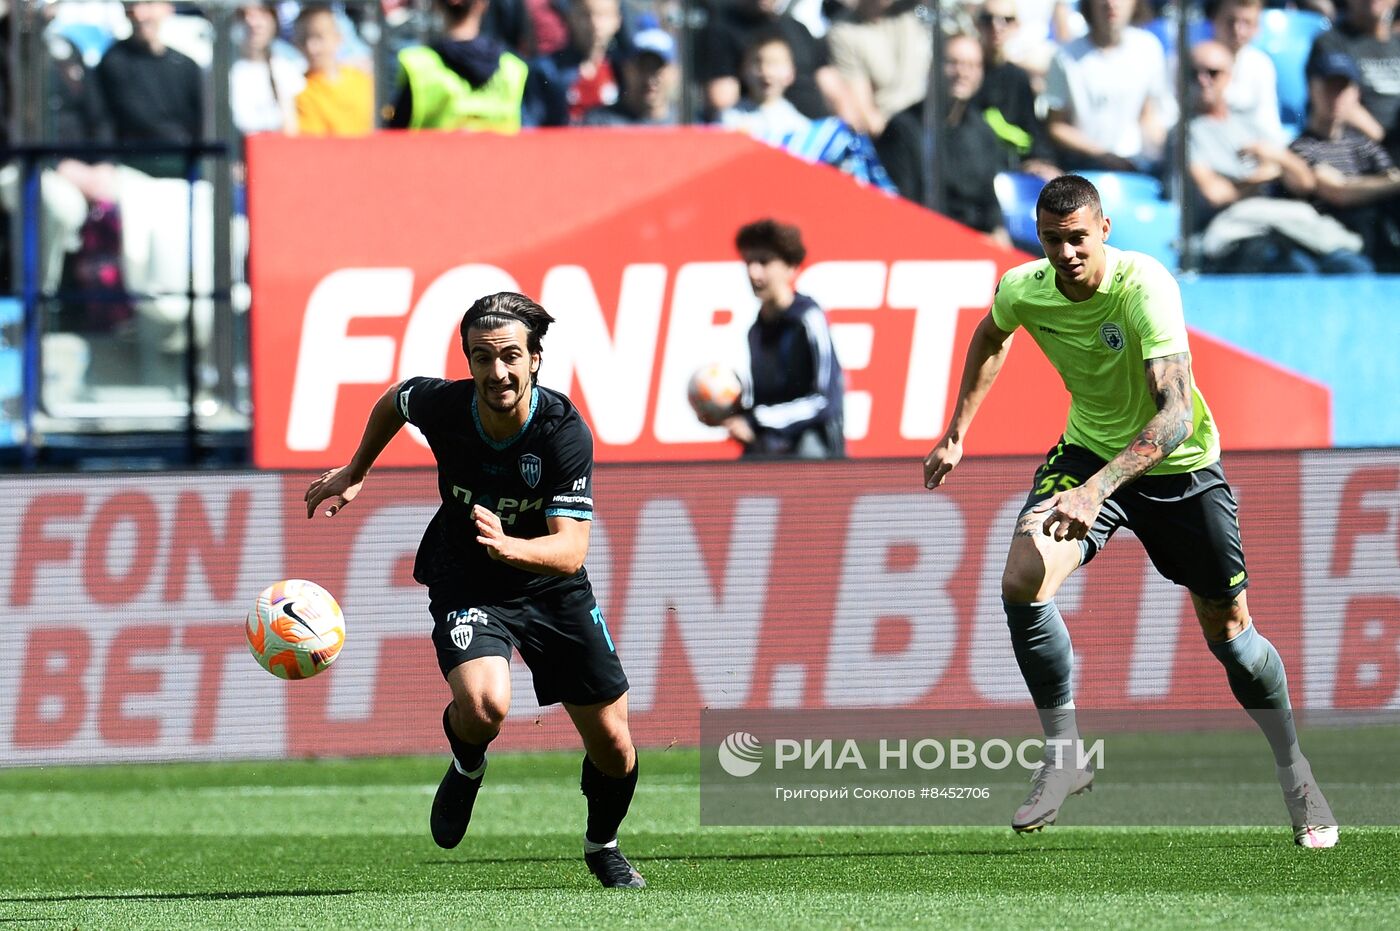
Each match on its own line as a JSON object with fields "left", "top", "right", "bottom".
{"left": 472, "top": 385, "right": 538, "bottom": 450}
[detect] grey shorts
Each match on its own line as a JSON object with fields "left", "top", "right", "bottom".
{"left": 1021, "top": 440, "right": 1249, "bottom": 600}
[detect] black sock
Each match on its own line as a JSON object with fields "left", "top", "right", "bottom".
{"left": 581, "top": 754, "right": 638, "bottom": 845}
{"left": 442, "top": 703, "right": 489, "bottom": 774}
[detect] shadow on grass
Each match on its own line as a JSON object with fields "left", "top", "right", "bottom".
{"left": 0, "top": 889, "right": 356, "bottom": 905}
{"left": 424, "top": 834, "right": 1279, "bottom": 870}
{"left": 426, "top": 846, "right": 1096, "bottom": 868}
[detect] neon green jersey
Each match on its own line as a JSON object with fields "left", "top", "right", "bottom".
{"left": 990, "top": 246, "right": 1220, "bottom": 475}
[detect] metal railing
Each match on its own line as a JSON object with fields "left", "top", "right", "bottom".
{"left": 4, "top": 0, "right": 392, "bottom": 467}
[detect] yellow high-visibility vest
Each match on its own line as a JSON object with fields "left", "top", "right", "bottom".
{"left": 397, "top": 46, "right": 527, "bottom": 133}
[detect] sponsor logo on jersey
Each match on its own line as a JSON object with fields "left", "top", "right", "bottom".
{"left": 552, "top": 494, "right": 593, "bottom": 506}
{"left": 519, "top": 453, "right": 542, "bottom": 488}
{"left": 1100, "top": 323, "right": 1125, "bottom": 351}
{"left": 453, "top": 489, "right": 545, "bottom": 524}
{"left": 396, "top": 385, "right": 413, "bottom": 419}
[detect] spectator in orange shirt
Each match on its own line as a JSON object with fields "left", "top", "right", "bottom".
{"left": 294, "top": 4, "right": 375, "bottom": 135}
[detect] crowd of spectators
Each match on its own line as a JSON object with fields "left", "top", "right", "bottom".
{"left": 6, "top": 0, "right": 1400, "bottom": 361}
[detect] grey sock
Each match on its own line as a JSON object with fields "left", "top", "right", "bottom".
{"left": 1004, "top": 599, "right": 1075, "bottom": 710}
{"left": 1207, "top": 623, "right": 1302, "bottom": 767}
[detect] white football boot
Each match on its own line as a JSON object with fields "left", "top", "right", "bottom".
{"left": 1012, "top": 760, "right": 1096, "bottom": 833}
{"left": 1280, "top": 761, "right": 1339, "bottom": 849}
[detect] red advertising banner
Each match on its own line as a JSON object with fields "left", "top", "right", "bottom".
{"left": 3, "top": 450, "right": 1396, "bottom": 765}
{"left": 247, "top": 131, "right": 1329, "bottom": 469}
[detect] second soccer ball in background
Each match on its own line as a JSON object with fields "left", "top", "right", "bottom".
{"left": 687, "top": 363, "right": 743, "bottom": 426}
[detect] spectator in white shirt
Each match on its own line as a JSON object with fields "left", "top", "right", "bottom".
{"left": 1208, "top": 0, "right": 1288, "bottom": 144}
{"left": 1041, "top": 0, "right": 1177, "bottom": 172}
{"left": 230, "top": 3, "right": 304, "bottom": 135}
{"left": 720, "top": 32, "right": 815, "bottom": 137}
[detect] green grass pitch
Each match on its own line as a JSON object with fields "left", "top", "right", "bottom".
{"left": 2, "top": 749, "right": 1397, "bottom": 930}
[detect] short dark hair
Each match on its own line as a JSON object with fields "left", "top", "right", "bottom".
{"left": 294, "top": 3, "right": 336, "bottom": 35}
{"left": 460, "top": 291, "right": 555, "bottom": 359}
{"left": 735, "top": 218, "right": 807, "bottom": 266}
{"left": 742, "top": 29, "right": 793, "bottom": 66}
{"left": 436, "top": 0, "right": 482, "bottom": 25}
{"left": 1204, "top": 0, "right": 1262, "bottom": 20}
{"left": 1079, "top": 0, "right": 1144, "bottom": 31}
{"left": 1036, "top": 175, "right": 1103, "bottom": 222}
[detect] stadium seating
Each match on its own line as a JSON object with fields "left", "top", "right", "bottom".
{"left": 993, "top": 171, "right": 1181, "bottom": 269}
{"left": 1077, "top": 170, "right": 1181, "bottom": 269}
{"left": 52, "top": 21, "right": 113, "bottom": 68}
{"left": 1142, "top": 16, "right": 1212, "bottom": 54}
{"left": 993, "top": 171, "right": 1048, "bottom": 253}
{"left": 995, "top": 171, "right": 1181, "bottom": 268}
{"left": 0, "top": 298, "right": 21, "bottom": 447}
{"left": 1253, "top": 9, "right": 1331, "bottom": 137}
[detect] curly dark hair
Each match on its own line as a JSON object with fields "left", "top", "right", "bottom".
{"left": 1036, "top": 175, "right": 1103, "bottom": 222}
{"left": 735, "top": 218, "right": 807, "bottom": 266}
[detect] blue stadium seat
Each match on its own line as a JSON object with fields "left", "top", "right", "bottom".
{"left": 52, "top": 22, "right": 115, "bottom": 68}
{"left": 993, "top": 172, "right": 1047, "bottom": 252}
{"left": 0, "top": 298, "right": 22, "bottom": 448}
{"left": 1077, "top": 169, "right": 1164, "bottom": 204}
{"left": 1076, "top": 171, "right": 1180, "bottom": 269}
{"left": 1253, "top": 9, "right": 1331, "bottom": 137}
{"left": 1142, "top": 16, "right": 1212, "bottom": 54}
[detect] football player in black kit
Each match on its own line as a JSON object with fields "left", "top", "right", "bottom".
{"left": 304, "top": 291, "right": 645, "bottom": 889}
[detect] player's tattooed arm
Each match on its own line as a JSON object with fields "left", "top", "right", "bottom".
{"left": 1035, "top": 353, "right": 1194, "bottom": 542}
{"left": 1093, "top": 352, "right": 1194, "bottom": 496}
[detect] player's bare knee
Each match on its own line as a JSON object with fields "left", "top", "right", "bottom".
{"left": 1004, "top": 525, "right": 1081, "bottom": 603}
{"left": 453, "top": 692, "right": 508, "bottom": 740}
{"left": 1193, "top": 593, "right": 1249, "bottom": 643}
{"left": 1001, "top": 568, "right": 1045, "bottom": 604}
{"left": 590, "top": 736, "right": 635, "bottom": 778}
{"left": 1002, "top": 540, "right": 1050, "bottom": 603}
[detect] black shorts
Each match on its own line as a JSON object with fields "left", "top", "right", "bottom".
{"left": 428, "top": 581, "right": 629, "bottom": 707}
{"left": 1020, "top": 440, "right": 1249, "bottom": 600}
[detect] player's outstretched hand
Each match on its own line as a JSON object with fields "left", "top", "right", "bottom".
{"left": 722, "top": 414, "right": 756, "bottom": 446}
{"left": 305, "top": 466, "right": 364, "bottom": 519}
{"left": 1031, "top": 487, "right": 1102, "bottom": 542}
{"left": 474, "top": 504, "right": 513, "bottom": 561}
{"left": 923, "top": 435, "right": 963, "bottom": 489}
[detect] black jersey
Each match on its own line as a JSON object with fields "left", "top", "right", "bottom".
{"left": 741, "top": 293, "right": 845, "bottom": 457}
{"left": 396, "top": 377, "right": 596, "bottom": 597}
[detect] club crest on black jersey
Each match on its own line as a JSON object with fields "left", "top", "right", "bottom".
{"left": 396, "top": 377, "right": 595, "bottom": 596}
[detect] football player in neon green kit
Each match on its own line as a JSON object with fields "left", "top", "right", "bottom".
{"left": 923, "top": 175, "right": 1337, "bottom": 847}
